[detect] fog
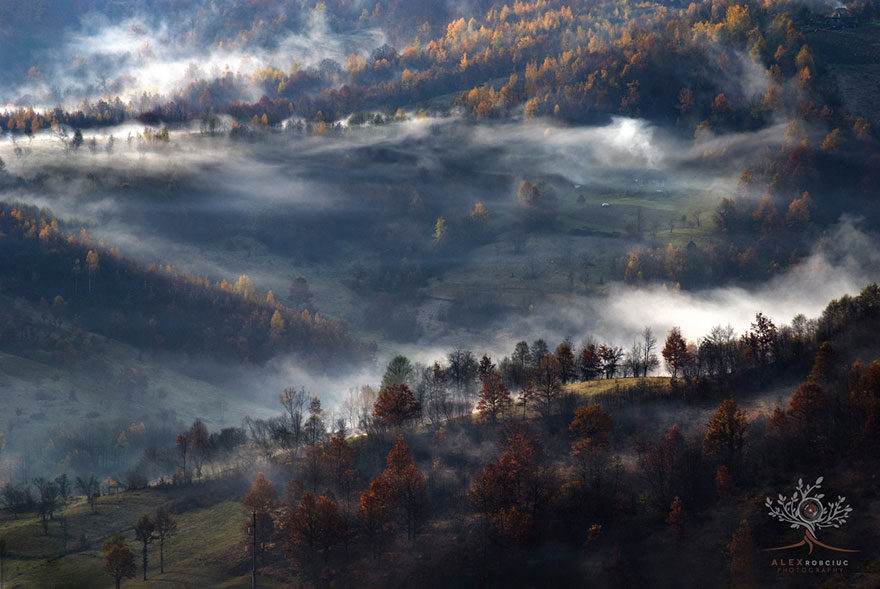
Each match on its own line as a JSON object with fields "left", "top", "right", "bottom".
{"left": 4, "top": 4, "right": 385, "bottom": 108}
{"left": 1, "top": 111, "right": 876, "bottom": 486}
{"left": 1, "top": 115, "right": 865, "bottom": 365}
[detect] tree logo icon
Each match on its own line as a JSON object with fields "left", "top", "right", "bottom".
{"left": 764, "top": 477, "right": 858, "bottom": 554}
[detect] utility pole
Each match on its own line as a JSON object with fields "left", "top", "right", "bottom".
{"left": 0, "top": 537, "right": 6, "bottom": 589}
{"left": 252, "top": 510, "right": 257, "bottom": 589}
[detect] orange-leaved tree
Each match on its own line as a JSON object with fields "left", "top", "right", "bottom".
{"left": 373, "top": 383, "right": 422, "bottom": 428}
{"left": 244, "top": 472, "right": 279, "bottom": 541}
{"left": 476, "top": 371, "right": 513, "bottom": 423}
{"left": 702, "top": 398, "right": 748, "bottom": 469}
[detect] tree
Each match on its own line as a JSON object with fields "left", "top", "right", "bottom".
{"left": 555, "top": 341, "right": 576, "bottom": 384}
{"left": 154, "top": 507, "right": 178, "bottom": 574}
{"left": 665, "top": 496, "right": 684, "bottom": 535}
{"left": 103, "top": 534, "right": 136, "bottom": 589}
{"left": 468, "top": 431, "right": 550, "bottom": 545}
{"left": 569, "top": 404, "right": 612, "bottom": 449}
{"left": 433, "top": 216, "right": 448, "bottom": 242}
{"left": 703, "top": 399, "right": 748, "bottom": 468}
{"left": 325, "top": 431, "right": 358, "bottom": 505}
{"left": 288, "top": 275, "right": 314, "bottom": 311}
{"left": 244, "top": 472, "right": 279, "bottom": 540}
{"left": 358, "top": 476, "right": 393, "bottom": 557}
{"left": 76, "top": 475, "right": 99, "bottom": 513}
{"left": 175, "top": 431, "right": 190, "bottom": 481}
{"left": 662, "top": 327, "right": 689, "bottom": 378}
{"left": 287, "top": 492, "right": 345, "bottom": 582}
{"left": 33, "top": 477, "right": 58, "bottom": 535}
{"left": 744, "top": 312, "right": 776, "bottom": 369}
{"left": 304, "top": 396, "right": 326, "bottom": 446}
{"left": 188, "top": 419, "right": 212, "bottom": 479}
{"left": 787, "top": 381, "right": 825, "bottom": 425}
{"left": 447, "top": 348, "right": 477, "bottom": 399}
{"left": 598, "top": 344, "right": 624, "bottom": 379}
{"left": 579, "top": 344, "right": 602, "bottom": 381}
{"left": 641, "top": 327, "right": 659, "bottom": 377}
{"left": 728, "top": 519, "right": 756, "bottom": 584}
{"left": 72, "top": 129, "right": 84, "bottom": 151}
{"left": 373, "top": 383, "right": 422, "bottom": 428}
{"left": 381, "top": 437, "right": 427, "bottom": 540}
{"left": 269, "top": 310, "right": 285, "bottom": 342}
{"left": 533, "top": 353, "right": 561, "bottom": 418}
{"left": 134, "top": 514, "right": 155, "bottom": 581}
{"left": 476, "top": 372, "right": 513, "bottom": 423}
{"left": 516, "top": 380, "right": 536, "bottom": 420}
{"left": 233, "top": 274, "right": 256, "bottom": 299}
{"left": 381, "top": 355, "right": 415, "bottom": 390}
{"left": 85, "top": 250, "right": 99, "bottom": 294}
{"left": 477, "top": 354, "right": 496, "bottom": 384}
{"left": 280, "top": 386, "right": 308, "bottom": 450}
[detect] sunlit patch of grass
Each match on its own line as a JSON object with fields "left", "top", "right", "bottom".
{"left": 565, "top": 376, "right": 671, "bottom": 397}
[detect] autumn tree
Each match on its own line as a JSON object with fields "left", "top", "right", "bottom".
{"left": 103, "top": 534, "right": 136, "bottom": 589}
{"left": 787, "top": 381, "right": 826, "bottom": 440}
{"left": 286, "top": 492, "right": 345, "bottom": 583}
{"left": 244, "top": 472, "right": 279, "bottom": 540}
{"left": 554, "top": 341, "right": 576, "bottom": 384}
{"left": 728, "top": 519, "right": 757, "bottom": 585}
{"left": 703, "top": 399, "right": 748, "bottom": 469}
{"left": 569, "top": 404, "right": 612, "bottom": 448}
{"left": 662, "top": 327, "right": 689, "bottom": 378}
{"left": 134, "top": 514, "right": 155, "bottom": 581}
{"left": 579, "top": 344, "right": 602, "bottom": 381}
{"left": 86, "top": 249, "right": 99, "bottom": 294}
{"left": 665, "top": 496, "right": 685, "bottom": 535}
{"left": 358, "top": 477, "right": 393, "bottom": 557}
{"left": 325, "top": 431, "right": 358, "bottom": 506}
{"left": 476, "top": 371, "right": 513, "bottom": 423}
{"left": 269, "top": 310, "right": 285, "bottom": 342}
{"left": 373, "top": 383, "right": 422, "bottom": 428}
{"left": 154, "top": 507, "right": 178, "bottom": 574}
{"left": 569, "top": 404, "right": 614, "bottom": 489}
{"left": 382, "top": 436, "right": 428, "bottom": 540}
{"left": 469, "top": 430, "right": 552, "bottom": 545}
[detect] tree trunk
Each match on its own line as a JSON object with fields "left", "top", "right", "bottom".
{"left": 142, "top": 543, "right": 148, "bottom": 580}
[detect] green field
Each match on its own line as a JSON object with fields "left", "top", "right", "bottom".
{"left": 0, "top": 487, "right": 254, "bottom": 588}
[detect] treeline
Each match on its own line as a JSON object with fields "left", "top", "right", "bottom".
{"left": 6, "top": 284, "right": 879, "bottom": 585}
{"left": 219, "top": 292, "right": 879, "bottom": 585}
{"left": 5, "top": 0, "right": 880, "bottom": 142}
{"left": 622, "top": 118, "right": 880, "bottom": 287}
{"left": 0, "top": 203, "right": 373, "bottom": 368}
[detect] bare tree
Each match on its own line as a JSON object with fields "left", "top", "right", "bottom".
{"left": 280, "top": 386, "right": 308, "bottom": 450}
{"left": 641, "top": 326, "right": 659, "bottom": 377}
{"left": 154, "top": 507, "right": 178, "bottom": 574}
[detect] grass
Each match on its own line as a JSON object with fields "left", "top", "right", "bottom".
{"left": 565, "top": 376, "right": 671, "bottom": 397}
{"left": 0, "top": 487, "right": 251, "bottom": 588}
